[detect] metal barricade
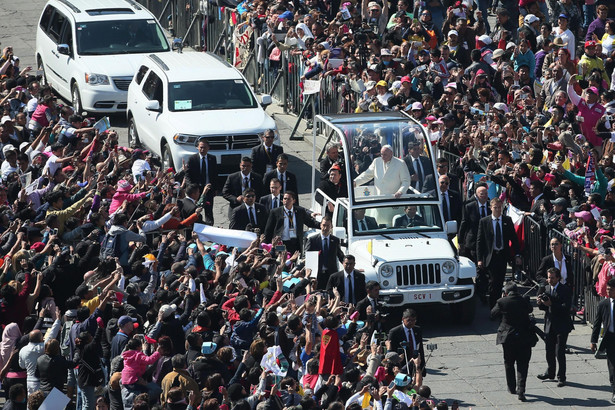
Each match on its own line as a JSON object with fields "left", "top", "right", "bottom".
{"left": 524, "top": 217, "right": 545, "bottom": 278}
{"left": 138, "top": 0, "right": 204, "bottom": 50}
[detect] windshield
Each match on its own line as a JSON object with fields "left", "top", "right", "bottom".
{"left": 351, "top": 204, "right": 442, "bottom": 235}
{"left": 320, "top": 117, "right": 436, "bottom": 203}
{"left": 168, "top": 79, "right": 258, "bottom": 111}
{"left": 76, "top": 19, "right": 169, "bottom": 55}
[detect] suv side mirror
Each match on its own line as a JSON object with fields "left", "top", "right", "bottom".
{"left": 445, "top": 220, "right": 457, "bottom": 234}
{"left": 145, "top": 100, "right": 161, "bottom": 113}
{"left": 261, "top": 94, "right": 272, "bottom": 108}
{"left": 57, "top": 44, "right": 70, "bottom": 55}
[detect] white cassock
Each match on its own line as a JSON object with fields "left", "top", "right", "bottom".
{"left": 354, "top": 156, "right": 410, "bottom": 196}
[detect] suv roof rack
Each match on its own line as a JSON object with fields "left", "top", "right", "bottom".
{"left": 58, "top": 0, "right": 81, "bottom": 13}
{"left": 149, "top": 54, "right": 169, "bottom": 71}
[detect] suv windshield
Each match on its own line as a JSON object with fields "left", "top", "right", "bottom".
{"left": 76, "top": 19, "right": 169, "bottom": 55}
{"left": 351, "top": 204, "right": 442, "bottom": 235}
{"left": 168, "top": 79, "right": 257, "bottom": 111}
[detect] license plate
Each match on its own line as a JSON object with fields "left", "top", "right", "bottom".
{"left": 413, "top": 293, "right": 434, "bottom": 301}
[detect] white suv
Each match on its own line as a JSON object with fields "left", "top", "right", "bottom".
{"left": 36, "top": 0, "right": 170, "bottom": 114}
{"left": 126, "top": 52, "right": 277, "bottom": 175}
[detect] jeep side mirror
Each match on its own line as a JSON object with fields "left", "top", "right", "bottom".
{"left": 445, "top": 220, "right": 457, "bottom": 234}
{"left": 57, "top": 44, "right": 70, "bottom": 55}
{"left": 261, "top": 94, "right": 272, "bottom": 107}
{"left": 145, "top": 100, "right": 161, "bottom": 113}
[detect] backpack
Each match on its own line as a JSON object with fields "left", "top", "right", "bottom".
{"left": 100, "top": 231, "right": 127, "bottom": 264}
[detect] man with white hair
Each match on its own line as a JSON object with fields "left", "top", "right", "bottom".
{"left": 354, "top": 145, "right": 410, "bottom": 198}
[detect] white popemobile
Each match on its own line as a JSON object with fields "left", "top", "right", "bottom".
{"left": 309, "top": 112, "right": 477, "bottom": 323}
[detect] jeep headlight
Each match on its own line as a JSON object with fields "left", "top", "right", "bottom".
{"left": 84, "top": 73, "right": 110, "bottom": 85}
{"left": 380, "top": 264, "right": 394, "bottom": 277}
{"left": 442, "top": 261, "right": 455, "bottom": 274}
{"left": 173, "top": 134, "right": 199, "bottom": 145}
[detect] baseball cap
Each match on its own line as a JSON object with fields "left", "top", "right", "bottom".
{"left": 574, "top": 211, "right": 592, "bottom": 222}
{"left": 376, "top": 80, "right": 388, "bottom": 87}
{"left": 159, "top": 303, "right": 177, "bottom": 319}
{"left": 585, "top": 40, "right": 597, "bottom": 48}
{"left": 201, "top": 341, "right": 218, "bottom": 355}
{"left": 365, "top": 80, "right": 377, "bottom": 90}
{"left": 394, "top": 373, "right": 412, "bottom": 387}
{"left": 448, "top": 29, "right": 459, "bottom": 37}
{"left": 524, "top": 14, "right": 539, "bottom": 24}
{"left": 2, "top": 145, "right": 16, "bottom": 156}
{"left": 380, "top": 48, "right": 393, "bottom": 56}
{"left": 587, "top": 86, "right": 599, "bottom": 95}
{"left": 493, "top": 102, "right": 509, "bottom": 113}
{"left": 118, "top": 315, "right": 138, "bottom": 328}
{"left": 558, "top": 13, "right": 568, "bottom": 19}
{"left": 478, "top": 35, "right": 492, "bottom": 45}
{"left": 400, "top": 75, "right": 411, "bottom": 84}
{"left": 1, "top": 116, "right": 12, "bottom": 125}
{"left": 492, "top": 49, "right": 505, "bottom": 59}
{"left": 385, "top": 352, "right": 402, "bottom": 364}
{"left": 550, "top": 197, "right": 568, "bottom": 207}
{"left": 278, "top": 10, "right": 293, "bottom": 20}
{"left": 412, "top": 102, "right": 423, "bottom": 111}
{"left": 368, "top": 1, "right": 381, "bottom": 10}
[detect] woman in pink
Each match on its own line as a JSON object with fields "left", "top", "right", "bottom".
{"left": 121, "top": 337, "right": 162, "bottom": 409}
{"left": 109, "top": 180, "right": 149, "bottom": 215}
{"left": 596, "top": 248, "right": 615, "bottom": 297}
{"left": 567, "top": 77, "right": 606, "bottom": 150}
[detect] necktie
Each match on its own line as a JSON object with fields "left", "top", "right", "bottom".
{"left": 268, "top": 147, "right": 272, "bottom": 157}
{"left": 322, "top": 237, "right": 329, "bottom": 265}
{"left": 346, "top": 274, "right": 354, "bottom": 304}
{"left": 201, "top": 157, "right": 207, "bottom": 182}
{"left": 280, "top": 173, "right": 286, "bottom": 192}
{"left": 248, "top": 206, "right": 256, "bottom": 226}
{"left": 495, "top": 218, "right": 503, "bottom": 249}
{"left": 443, "top": 193, "right": 450, "bottom": 221}
{"left": 480, "top": 204, "right": 486, "bottom": 218}
{"left": 243, "top": 176, "right": 249, "bottom": 189}
{"left": 287, "top": 210, "right": 294, "bottom": 229}
{"left": 415, "top": 159, "right": 423, "bottom": 187}
{"left": 273, "top": 196, "right": 278, "bottom": 209}
{"left": 360, "top": 220, "right": 367, "bottom": 231}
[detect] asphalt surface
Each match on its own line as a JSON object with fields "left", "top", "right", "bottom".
{"left": 2, "top": 1, "right": 614, "bottom": 408}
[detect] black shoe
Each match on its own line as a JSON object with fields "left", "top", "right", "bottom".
{"left": 537, "top": 373, "right": 555, "bottom": 380}
{"left": 518, "top": 393, "right": 526, "bottom": 402}
{"left": 565, "top": 348, "right": 572, "bottom": 354}
{"left": 611, "top": 393, "right": 615, "bottom": 404}
{"left": 508, "top": 387, "right": 516, "bottom": 394}
{"left": 557, "top": 380, "right": 566, "bottom": 387}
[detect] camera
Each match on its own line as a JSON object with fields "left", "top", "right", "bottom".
{"left": 538, "top": 293, "right": 550, "bottom": 302}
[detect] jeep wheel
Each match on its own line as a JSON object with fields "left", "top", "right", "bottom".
{"left": 128, "top": 117, "right": 141, "bottom": 148}
{"left": 161, "top": 143, "right": 174, "bottom": 171}
{"left": 72, "top": 83, "right": 84, "bottom": 115}
{"left": 37, "top": 57, "right": 48, "bottom": 87}
{"left": 454, "top": 294, "right": 476, "bottom": 325}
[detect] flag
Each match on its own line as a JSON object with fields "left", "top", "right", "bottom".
{"left": 319, "top": 328, "right": 343, "bottom": 375}
{"left": 585, "top": 151, "right": 595, "bottom": 195}
{"left": 193, "top": 223, "right": 256, "bottom": 249}
{"left": 507, "top": 203, "right": 525, "bottom": 252}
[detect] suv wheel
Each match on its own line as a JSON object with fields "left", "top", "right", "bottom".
{"left": 71, "top": 83, "right": 84, "bottom": 115}
{"left": 128, "top": 117, "right": 141, "bottom": 148}
{"left": 161, "top": 143, "right": 174, "bottom": 170}
{"left": 37, "top": 57, "right": 48, "bottom": 87}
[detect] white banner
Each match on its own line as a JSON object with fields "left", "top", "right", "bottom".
{"left": 193, "top": 223, "right": 257, "bottom": 249}
{"left": 303, "top": 79, "right": 321, "bottom": 95}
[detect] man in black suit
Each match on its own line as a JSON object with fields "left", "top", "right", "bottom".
{"left": 180, "top": 184, "right": 203, "bottom": 221}
{"left": 421, "top": 157, "right": 460, "bottom": 194}
{"left": 222, "top": 157, "right": 265, "bottom": 218}
{"left": 325, "top": 255, "right": 367, "bottom": 304}
{"left": 305, "top": 216, "right": 345, "bottom": 289}
{"left": 438, "top": 175, "right": 462, "bottom": 224}
{"left": 259, "top": 178, "right": 283, "bottom": 212}
{"left": 352, "top": 209, "right": 379, "bottom": 233}
{"left": 490, "top": 282, "right": 534, "bottom": 401}
{"left": 536, "top": 237, "right": 573, "bottom": 285}
{"left": 591, "top": 277, "right": 615, "bottom": 404}
{"left": 393, "top": 206, "right": 426, "bottom": 228}
{"left": 476, "top": 198, "right": 521, "bottom": 309}
{"left": 459, "top": 183, "right": 491, "bottom": 262}
{"left": 320, "top": 144, "right": 342, "bottom": 181}
{"left": 525, "top": 180, "right": 548, "bottom": 219}
{"left": 387, "top": 309, "right": 426, "bottom": 385}
{"left": 356, "top": 281, "right": 385, "bottom": 331}
{"left": 537, "top": 267, "right": 574, "bottom": 387}
{"left": 184, "top": 139, "right": 218, "bottom": 224}
{"left": 263, "top": 154, "right": 298, "bottom": 197}
{"left": 404, "top": 141, "right": 434, "bottom": 193}
{"left": 264, "top": 191, "right": 319, "bottom": 254}
{"left": 229, "top": 188, "right": 268, "bottom": 232}
{"left": 251, "top": 129, "right": 283, "bottom": 176}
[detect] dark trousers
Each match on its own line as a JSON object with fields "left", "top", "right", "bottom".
{"left": 317, "top": 269, "right": 331, "bottom": 290}
{"left": 283, "top": 239, "right": 300, "bottom": 255}
{"left": 545, "top": 332, "right": 569, "bottom": 381}
{"left": 604, "top": 333, "right": 615, "bottom": 392}
{"left": 503, "top": 342, "right": 532, "bottom": 394}
{"left": 487, "top": 250, "right": 508, "bottom": 309}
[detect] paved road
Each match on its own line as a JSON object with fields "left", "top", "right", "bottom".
{"left": 3, "top": 1, "right": 614, "bottom": 408}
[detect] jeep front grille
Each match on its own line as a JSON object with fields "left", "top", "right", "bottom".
{"left": 396, "top": 263, "right": 441, "bottom": 286}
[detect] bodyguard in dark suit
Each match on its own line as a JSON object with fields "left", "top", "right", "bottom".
{"left": 421, "top": 158, "right": 461, "bottom": 194}
{"left": 438, "top": 175, "right": 462, "bottom": 224}
{"left": 184, "top": 139, "right": 218, "bottom": 224}
{"left": 264, "top": 191, "right": 319, "bottom": 254}
{"left": 476, "top": 198, "right": 521, "bottom": 309}
{"left": 352, "top": 209, "right": 379, "bottom": 232}
{"left": 404, "top": 141, "right": 434, "bottom": 192}
{"left": 259, "top": 178, "right": 283, "bottom": 212}
{"left": 229, "top": 188, "right": 268, "bottom": 232}
{"left": 180, "top": 184, "right": 202, "bottom": 221}
{"left": 387, "top": 309, "right": 426, "bottom": 383}
{"left": 251, "top": 129, "right": 283, "bottom": 176}
{"left": 591, "top": 277, "right": 615, "bottom": 404}
{"left": 459, "top": 184, "right": 491, "bottom": 261}
{"left": 490, "top": 282, "right": 534, "bottom": 401}
{"left": 263, "top": 154, "right": 298, "bottom": 196}
{"left": 304, "top": 216, "right": 345, "bottom": 290}
{"left": 537, "top": 267, "right": 574, "bottom": 387}
{"left": 325, "top": 255, "right": 367, "bottom": 304}
{"left": 222, "top": 157, "right": 265, "bottom": 218}
{"left": 536, "top": 237, "right": 573, "bottom": 285}
{"left": 393, "top": 206, "right": 426, "bottom": 228}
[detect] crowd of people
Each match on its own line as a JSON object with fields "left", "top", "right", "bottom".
{"left": 2, "top": 0, "right": 615, "bottom": 408}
